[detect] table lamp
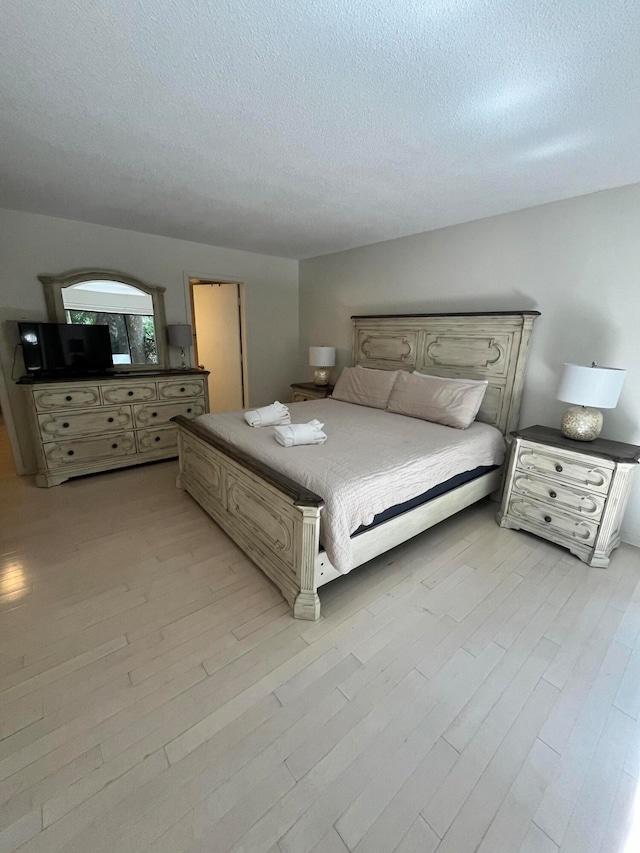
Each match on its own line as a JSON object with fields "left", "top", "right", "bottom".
{"left": 167, "top": 324, "right": 193, "bottom": 369}
{"left": 556, "top": 362, "right": 626, "bottom": 441}
{"left": 309, "top": 346, "right": 336, "bottom": 386}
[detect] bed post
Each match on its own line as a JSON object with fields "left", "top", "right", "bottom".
{"left": 293, "top": 504, "right": 322, "bottom": 620}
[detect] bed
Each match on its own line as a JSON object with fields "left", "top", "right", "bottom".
{"left": 174, "top": 311, "right": 540, "bottom": 619}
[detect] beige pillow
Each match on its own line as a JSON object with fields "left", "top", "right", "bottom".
{"left": 412, "top": 370, "right": 488, "bottom": 386}
{"left": 332, "top": 365, "right": 399, "bottom": 410}
{"left": 387, "top": 371, "right": 488, "bottom": 429}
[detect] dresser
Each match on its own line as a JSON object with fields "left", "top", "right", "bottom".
{"left": 290, "top": 382, "right": 335, "bottom": 402}
{"left": 498, "top": 425, "right": 640, "bottom": 567}
{"left": 19, "top": 369, "right": 209, "bottom": 487}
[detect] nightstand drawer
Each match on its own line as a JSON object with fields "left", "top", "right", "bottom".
{"left": 507, "top": 496, "right": 599, "bottom": 547}
{"left": 510, "top": 472, "right": 606, "bottom": 521}
{"left": 516, "top": 444, "right": 613, "bottom": 494}
{"left": 290, "top": 382, "right": 334, "bottom": 402}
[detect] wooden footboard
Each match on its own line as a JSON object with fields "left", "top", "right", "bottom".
{"left": 174, "top": 416, "right": 325, "bottom": 620}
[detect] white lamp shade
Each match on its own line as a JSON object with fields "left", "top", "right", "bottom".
{"left": 309, "top": 346, "right": 336, "bottom": 367}
{"left": 167, "top": 324, "right": 193, "bottom": 349}
{"left": 557, "top": 363, "right": 625, "bottom": 409}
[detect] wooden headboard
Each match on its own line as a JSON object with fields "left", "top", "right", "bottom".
{"left": 351, "top": 311, "right": 540, "bottom": 435}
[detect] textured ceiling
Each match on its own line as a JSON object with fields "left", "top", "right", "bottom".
{"left": 2, "top": 0, "right": 640, "bottom": 259}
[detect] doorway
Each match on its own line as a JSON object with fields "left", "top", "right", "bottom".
{"left": 190, "top": 280, "right": 246, "bottom": 413}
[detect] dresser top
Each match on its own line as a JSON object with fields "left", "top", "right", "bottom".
{"left": 17, "top": 368, "right": 208, "bottom": 385}
{"left": 512, "top": 425, "right": 640, "bottom": 464}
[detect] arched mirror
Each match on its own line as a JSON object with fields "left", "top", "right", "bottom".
{"left": 38, "top": 270, "right": 168, "bottom": 369}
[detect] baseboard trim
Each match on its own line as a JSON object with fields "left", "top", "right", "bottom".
{"left": 621, "top": 531, "right": 640, "bottom": 549}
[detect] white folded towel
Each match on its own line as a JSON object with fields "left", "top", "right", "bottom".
{"left": 274, "top": 419, "right": 327, "bottom": 447}
{"left": 244, "top": 401, "right": 291, "bottom": 427}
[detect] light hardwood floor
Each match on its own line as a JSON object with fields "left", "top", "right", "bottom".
{"left": 0, "top": 460, "right": 639, "bottom": 853}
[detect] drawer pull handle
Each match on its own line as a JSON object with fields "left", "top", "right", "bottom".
{"left": 112, "top": 443, "right": 118, "bottom": 449}
{"left": 180, "top": 387, "right": 186, "bottom": 392}
{"left": 151, "top": 412, "right": 158, "bottom": 418}
{"left": 155, "top": 436, "right": 161, "bottom": 442}
{"left": 555, "top": 464, "right": 563, "bottom": 473}
{"left": 67, "top": 450, "right": 74, "bottom": 456}
{"left": 62, "top": 422, "right": 69, "bottom": 428}
{"left": 128, "top": 391, "right": 134, "bottom": 397}
{"left": 544, "top": 515, "right": 552, "bottom": 523}
{"left": 108, "top": 417, "right": 114, "bottom": 423}
{"left": 549, "top": 490, "right": 557, "bottom": 499}
{"left": 65, "top": 395, "right": 72, "bottom": 402}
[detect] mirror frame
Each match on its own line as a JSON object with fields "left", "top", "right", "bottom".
{"left": 38, "top": 269, "right": 169, "bottom": 370}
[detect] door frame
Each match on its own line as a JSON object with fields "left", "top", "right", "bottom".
{"left": 188, "top": 277, "right": 248, "bottom": 408}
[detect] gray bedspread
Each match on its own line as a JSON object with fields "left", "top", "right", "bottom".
{"left": 194, "top": 399, "right": 505, "bottom": 574}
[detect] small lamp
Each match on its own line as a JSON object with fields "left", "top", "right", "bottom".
{"left": 556, "top": 362, "right": 626, "bottom": 441}
{"left": 309, "top": 346, "right": 336, "bottom": 386}
{"left": 167, "top": 324, "right": 193, "bottom": 369}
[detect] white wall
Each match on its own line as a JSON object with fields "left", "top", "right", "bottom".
{"left": 0, "top": 208, "right": 298, "bottom": 473}
{"left": 300, "top": 182, "right": 640, "bottom": 545}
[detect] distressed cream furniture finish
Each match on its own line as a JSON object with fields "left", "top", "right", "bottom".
{"left": 22, "top": 370, "right": 208, "bottom": 487}
{"left": 290, "top": 382, "right": 335, "bottom": 402}
{"left": 175, "top": 311, "right": 539, "bottom": 619}
{"left": 498, "top": 425, "right": 640, "bottom": 567}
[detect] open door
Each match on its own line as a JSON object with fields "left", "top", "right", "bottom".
{"left": 190, "top": 280, "right": 246, "bottom": 413}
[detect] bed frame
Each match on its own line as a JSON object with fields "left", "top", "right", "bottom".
{"left": 174, "top": 311, "right": 540, "bottom": 619}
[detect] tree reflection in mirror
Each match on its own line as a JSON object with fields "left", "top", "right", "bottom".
{"left": 62, "top": 281, "right": 158, "bottom": 365}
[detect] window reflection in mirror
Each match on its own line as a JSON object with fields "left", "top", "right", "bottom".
{"left": 62, "top": 281, "right": 158, "bottom": 365}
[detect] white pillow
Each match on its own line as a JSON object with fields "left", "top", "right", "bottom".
{"left": 387, "top": 370, "right": 488, "bottom": 429}
{"left": 332, "top": 365, "right": 399, "bottom": 410}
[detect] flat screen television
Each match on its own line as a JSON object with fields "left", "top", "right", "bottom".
{"left": 19, "top": 322, "right": 114, "bottom": 376}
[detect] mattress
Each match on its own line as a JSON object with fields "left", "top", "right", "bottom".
{"left": 194, "top": 399, "right": 506, "bottom": 574}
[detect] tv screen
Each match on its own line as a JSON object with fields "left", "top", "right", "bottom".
{"left": 19, "top": 322, "right": 114, "bottom": 375}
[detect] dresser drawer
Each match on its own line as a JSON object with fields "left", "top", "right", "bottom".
{"left": 136, "top": 426, "right": 178, "bottom": 454}
{"left": 101, "top": 383, "right": 157, "bottom": 404}
{"left": 516, "top": 444, "right": 613, "bottom": 494}
{"left": 33, "top": 385, "right": 101, "bottom": 412}
{"left": 510, "top": 472, "right": 606, "bottom": 521}
{"left": 38, "top": 407, "right": 133, "bottom": 440}
{"left": 44, "top": 432, "right": 137, "bottom": 469}
{"left": 157, "top": 378, "right": 206, "bottom": 400}
{"left": 133, "top": 398, "right": 206, "bottom": 428}
{"left": 507, "top": 496, "right": 599, "bottom": 547}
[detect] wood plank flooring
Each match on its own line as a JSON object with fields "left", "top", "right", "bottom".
{"left": 0, "top": 460, "right": 639, "bottom": 852}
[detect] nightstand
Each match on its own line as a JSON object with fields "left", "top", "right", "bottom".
{"left": 498, "top": 425, "right": 640, "bottom": 567}
{"left": 290, "top": 382, "right": 335, "bottom": 402}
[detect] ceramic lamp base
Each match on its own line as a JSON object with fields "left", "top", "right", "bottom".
{"left": 560, "top": 405, "right": 603, "bottom": 441}
{"left": 313, "top": 368, "right": 330, "bottom": 386}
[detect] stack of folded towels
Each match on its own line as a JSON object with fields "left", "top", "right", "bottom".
{"left": 244, "top": 401, "right": 291, "bottom": 427}
{"left": 244, "top": 403, "right": 327, "bottom": 447}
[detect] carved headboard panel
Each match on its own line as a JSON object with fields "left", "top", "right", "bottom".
{"left": 352, "top": 311, "right": 540, "bottom": 435}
